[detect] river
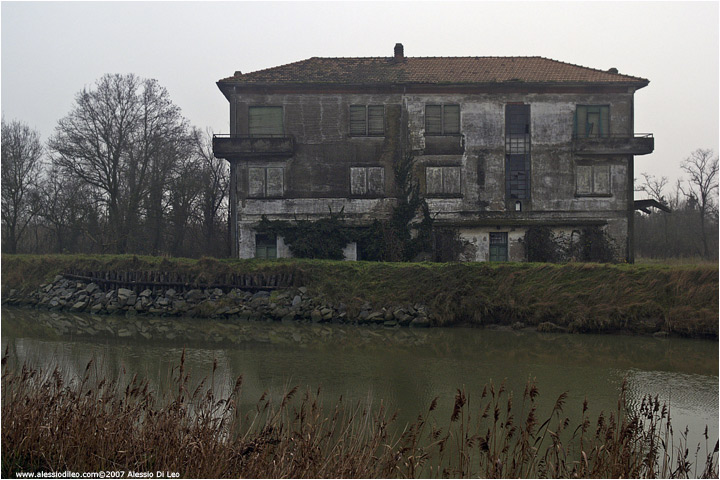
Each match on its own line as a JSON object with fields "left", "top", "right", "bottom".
{"left": 2, "top": 307, "right": 717, "bottom": 450}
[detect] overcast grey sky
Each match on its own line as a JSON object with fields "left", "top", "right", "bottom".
{"left": 2, "top": 1, "right": 718, "bottom": 189}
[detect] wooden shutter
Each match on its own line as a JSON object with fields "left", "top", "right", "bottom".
{"left": 266, "top": 167, "right": 284, "bottom": 197}
{"left": 350, "top": 106, "right": 367, "bottom": 135}
{"left": 426, "top": 167, "right": 443, "bottom": 194}
{"left": 593, "top": 165, "right": 610, "bottom": 194}
{"left": 248, "top": 167, "right": 266, "bottom": 197}
{"left": 443, "top": 166, "right": 461, "bottom": 194}
{"left": 425, "top": 105, "right": 442, "bottom": 135}
{"left": 367, "top": 106, "right": 384, "bottom": 135}
{"left": 249, "top": 107, "right": 283, "bottom": 136}
{"left": 350, "top": 167, "right": 367, "bottom": 195}
{"left": 443, "top": 105, "right": 460, "bottom": 134}
{"left": 367, "top": 167, "right": 385, "bottom": 194}
{"left": 576, "top": 165, "right": 592, "bottom": 195}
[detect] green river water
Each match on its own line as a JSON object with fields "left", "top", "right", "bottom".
{"left": 2, "top": 307, "right": 718, "bottom": 451}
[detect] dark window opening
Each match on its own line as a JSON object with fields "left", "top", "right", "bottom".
{"left": 255, "top": 234, "right": 277, "bottom": 259}
{"left": 505, "top": 104, "right": 531, "bottom": 204}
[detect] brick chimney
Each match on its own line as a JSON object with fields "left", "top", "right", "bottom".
{"left": 394, "top": 43, "right": 404, "bottom": 62}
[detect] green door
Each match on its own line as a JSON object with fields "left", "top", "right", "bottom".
{"left": 489, "top": 232, "right": 508, "bottom": 262}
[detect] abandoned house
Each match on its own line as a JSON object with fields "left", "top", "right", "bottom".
{"left": 213, "top": 43, "right": 654, "bottom": 262}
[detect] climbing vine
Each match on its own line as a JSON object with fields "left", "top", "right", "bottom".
{"left": 521, "top": 225, "right": 619, "bottom": 263}
{"left": 257, "top": 152, "right": 435, "bottom": 261}
{"left": 256, "top": 209, "right": 353, "bottom": 260}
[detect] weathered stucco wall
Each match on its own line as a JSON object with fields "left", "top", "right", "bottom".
{"left": 226, "top": 90, "right": 636, "bottom": 261}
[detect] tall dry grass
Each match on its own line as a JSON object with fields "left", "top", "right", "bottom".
{"left": 2, "top": 350, "right": 717, "bottom": 478}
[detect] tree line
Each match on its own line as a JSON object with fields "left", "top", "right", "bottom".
{"left": 2, "top": 73, "right": 229, "bottom": 257}
{"left": 634, "top": 148, "right": 719, "bottom": 261}
{"left": 2, "top": 73, "right": 718, "bottom": 261}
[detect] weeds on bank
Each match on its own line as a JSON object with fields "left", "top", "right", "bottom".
{"left": 2, "top": 350, "right": 718, "bottom": 478}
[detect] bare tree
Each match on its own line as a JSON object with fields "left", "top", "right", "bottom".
{"left": 1, "top": 119, "right": 44, "bottom": 253}
{"left": 49, "top": 74, "right": 193, "bottom": 253}
{"left": 680, "top": 149, "right": 719, "bottom": 258}
{"left": 39, "top": 163, "right": 99, "bottom": 253}
{"left": 194, "top": 128, "right": 229, "bottom": 256}
{"left": 635, "top": 173, "right": 671, "bottom": 253}
{"left": 167, "top": 154, "right": 203, "bottom": 256}
{"left": 636, "top": 172, "right": 669, "bottom": 204}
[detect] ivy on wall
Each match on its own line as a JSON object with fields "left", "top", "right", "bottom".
{"left": 521, "top": 225, "right": 619, "bottom": 263}
{"left": 256, "top": 153, "right": 435, "bottom": 261}
{"left": 256, "top": 210, "right": 353, "bottom": 260}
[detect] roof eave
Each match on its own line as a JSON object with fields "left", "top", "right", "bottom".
{"left": 216, "top": 79, "right": 650, "bottom": 93}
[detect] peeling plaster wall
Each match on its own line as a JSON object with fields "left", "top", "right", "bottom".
{"left": 457, "top": 228, "right": 527, "bottom": 262}
{"left": 227, "top": 90, "right": 636, "bottom": 261}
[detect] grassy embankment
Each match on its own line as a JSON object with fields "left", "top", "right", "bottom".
{"left": 2, "top": 254, "right": 718, "bottom": 337}
{"left": 2, "top": 352, "right": 718, "bottom": 478}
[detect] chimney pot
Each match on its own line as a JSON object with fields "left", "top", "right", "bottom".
{"left": 394, "top": 43, "right": 404, "bottom": 61}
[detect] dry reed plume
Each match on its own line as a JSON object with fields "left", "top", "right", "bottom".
{"left": 2, "top": 349, "right": 717, "bottom": 478}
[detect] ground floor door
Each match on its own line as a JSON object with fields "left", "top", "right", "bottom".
{"left": 489, "top": 232, "right": 508, "bottom": 261}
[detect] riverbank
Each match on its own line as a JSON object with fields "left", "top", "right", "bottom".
{"left": 2, "top": 254, "right": 718, "bottom": 337}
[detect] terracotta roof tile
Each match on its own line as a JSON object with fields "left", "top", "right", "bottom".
{"left": 219, "top": 56, "right": 648, "bottom": 86}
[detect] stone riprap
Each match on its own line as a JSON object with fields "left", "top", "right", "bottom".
{"left": 2, "top": 275, "right": 432, "bottom": 328}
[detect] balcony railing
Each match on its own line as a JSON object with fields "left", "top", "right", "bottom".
{"left": 572, "top": 133, "right": 654, "bottom": 156}
{"left": 212, "top": 134, "right": 294, "bottom": 158}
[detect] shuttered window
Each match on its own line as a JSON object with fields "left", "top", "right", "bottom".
{"left": 350, "top": 105, "right": 384, "bottom": 136}
{"left": 249, "top": 106, "right": 284, "bottom": 136}
{"left": 425, "top": 104, "right": 460, "bottom": 135}
{"left": 576, "top": 164, "right": 611, "bottom": 196}
{"left": 248, "top": 166, "right": 284, "bottom": 198}
{"left": 426, "top": 166, "right": 462, "bottom": 196}
{"left": 350, "top": 166, "right": 385, "bottom": 195}
{"left": 367, "top": 106, "right": 384, "bottom": 135}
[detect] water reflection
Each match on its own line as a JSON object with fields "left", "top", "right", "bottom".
{"left": 2, "top": 307, "right": 717, "bottom": 447}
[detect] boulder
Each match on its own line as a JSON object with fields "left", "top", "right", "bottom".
{"left": 117, "top": 288, "right": 133, "bottom": 299}
{"left": 71, "top": 301, "right": 87, "bottom": 312}
{"left": 185, "top": 289, "right": 204, "bottom": 302}
{"left": 410, "top": 317, "right": 431, "bottom": 328}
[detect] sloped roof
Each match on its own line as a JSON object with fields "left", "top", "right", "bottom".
{"left": 219, "top": 56, "right": 649, "bottom": 87}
